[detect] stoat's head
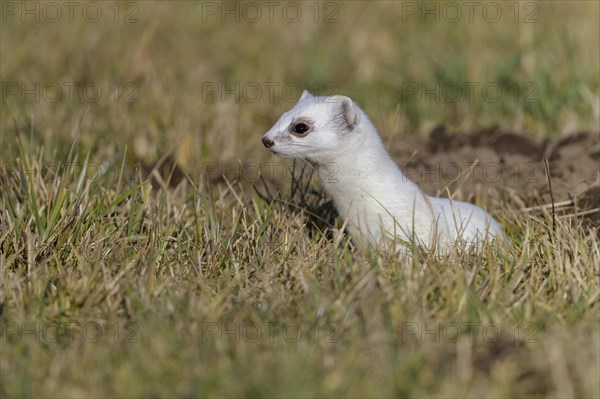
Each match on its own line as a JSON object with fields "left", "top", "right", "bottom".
{"left": 261, "top": 90, "right": 361, "bottom": 163}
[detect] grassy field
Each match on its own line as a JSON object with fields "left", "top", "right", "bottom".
{"left": 1, "top": 1, "right": 599, "bottom": 397}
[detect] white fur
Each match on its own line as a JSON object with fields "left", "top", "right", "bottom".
{"left": 262, "top": 91, "right": 503, "bottom": 252}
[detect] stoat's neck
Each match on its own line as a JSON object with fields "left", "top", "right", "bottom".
{"left": 316, "top": 123, "right": 421, "bottom": 198}
{"left": 314, "top": 123, "right": 436, "bottom": 246}
{"left": 315, "top": 124, "right": 437, "bottom": 246}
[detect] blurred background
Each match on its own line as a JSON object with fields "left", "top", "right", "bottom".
{"left": 2, "top": 1, "right": 598, "bottom": 173}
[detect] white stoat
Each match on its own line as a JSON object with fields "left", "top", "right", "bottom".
{"left": 261, "top": 90, "right": 503, "bottom": 253}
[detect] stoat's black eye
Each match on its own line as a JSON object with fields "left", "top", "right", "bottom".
{"left": 292, "top": 122, "right": 310, "bottom": 136}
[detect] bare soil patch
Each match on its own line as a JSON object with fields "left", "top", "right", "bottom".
{"left": 391, "top": 127, "right": 599, "bottom": 227}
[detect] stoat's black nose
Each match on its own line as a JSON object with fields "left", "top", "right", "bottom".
{"left": 262, "top": 137, "right": 274, "bottom": 148}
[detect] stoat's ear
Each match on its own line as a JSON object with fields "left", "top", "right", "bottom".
{"left": 299, "top": 90, "right": 314, "bottom": 101}
{"left": 333, "top": 96, "right": 360, "bottom": 131}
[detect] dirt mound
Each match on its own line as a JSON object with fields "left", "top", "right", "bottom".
{"left": 391, "top": 126, "right": 599, "bottom": 227}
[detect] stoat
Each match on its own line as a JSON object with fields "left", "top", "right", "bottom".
{"left": 262, "top": 90, "right": 503, "bottom": 253}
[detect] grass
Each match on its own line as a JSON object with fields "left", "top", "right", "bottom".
{"left": 1, "top": 1, "right": 599, "bottom": 397}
